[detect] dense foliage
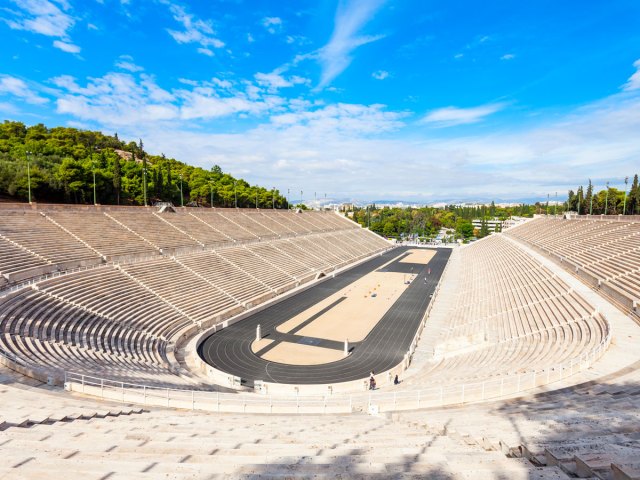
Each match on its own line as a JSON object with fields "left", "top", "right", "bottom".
{"left": 0, "top": 120, "right": 287, "bottom": 207}
{"left": 349, "top": 202, "right": 536, "bottom": 240}
{"left": 567, "top": 177, "right": 640, "bottom": 215}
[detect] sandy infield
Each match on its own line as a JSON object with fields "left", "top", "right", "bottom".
{"left": 276, "top": 270, "right": 409, "bottom": 342}
{"left": 260, "top": 341, "right": 346, "bottom": 365}
{"left": 399, "top": 249, "right": 437, "bottom": 265}
{"left": 251, "top": 338, "right": 274, "bottom": 353}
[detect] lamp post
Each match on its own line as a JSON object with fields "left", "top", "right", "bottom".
{"left": 546, "top": 193, "right": 549, "bottom": 215}
{"left": 300, "top": 190, "right": 303, "bottom": 208}
{"left": 589, "top": 181, "right": 593, "bottom": 215}
{"left": 272, "top": 187, "right": 275, "bottom": 209}
{"left": 25, "top": 150, "right": 32, "bottom": 204}
{"left": 210, "top": 181, "right": 214, "bottom": 208}
{"left": 623, "top": 177, "right": 629, "bottom": 216}
{"left": 604, "top": 181, "right": 609, "bottom": 215}
{"left": 234, "top": 180, "right": 237, "bottom": 208}
{"left": 255, "top": 186, "right": 258, "bottom": 209}
{"left": 554, "top": 192, "right": 558, "bottom": 216}
{"left": 287, "top": 188, "right": 290, "bottom": 210}
{"left": 92, "top": 146, "right": 97, "bottom": 205}
{"left": 179, "top": 173, "right": 184, "bottom": 207}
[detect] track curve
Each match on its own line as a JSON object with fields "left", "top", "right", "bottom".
{"left": 198, "top": 246, "right": 450, "bottom": 385}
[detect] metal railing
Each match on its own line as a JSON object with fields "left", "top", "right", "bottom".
{"left": 62, "top": 324, "right": 611, "bottom": 414}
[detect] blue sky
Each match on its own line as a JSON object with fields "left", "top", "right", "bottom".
{"left": 1, "top": 0, "right": 640, "bottom": 203}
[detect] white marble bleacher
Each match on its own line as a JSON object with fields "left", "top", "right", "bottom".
{"left": 506, "top": 217, "right": 640, "bottom": 306}
{"left": 217, "top": 245, "right": 296, "bottom": 293}
{"left": 35, "top": 266, "right": 193, "bottom": 340}
{"left": 0, "top": 236, "right": 50, "bottom": 283}
{"left": 190, "top": 210, "right": 258, "bottom": 242}
{"left": 235, "top": 211, "right": 280, "bottom": 239}
{"left": 0, "top": 290, "right": 180, "bottom": 385}
{"left": 0, "top": 210, "right": 101, "bottom": 279}
{"left": 106, "top": 209, "right": 200, "bottom": 252}
{"left": 119, "top": 257, "right": 242, "bottom": 325}
{"left": 44, "top": 210, "right": 155, "bottom": 260}
{"left": 0, "top": 387, "right": 575, "bottom": 480}
{"left": 156, "top": 211, "right": 232, "bottom": 247}
{"left": 404, "top": 234, "right": 607, "bottom": 388}
{"left": 397, "top": 362, "right": 640, "bottom": 480}
{"left": 177, "top": 249, "right": 272, "bottom": 306}
{"left": 246, "top": 241, "right": 316, "bottom": 281}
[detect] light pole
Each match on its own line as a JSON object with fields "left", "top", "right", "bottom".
{"left": 179, "top": 173, "right": 184, "bottom": 207}
{"left": 287, "top": 189, "right": 290, "bottom": 210}
{"left": 255, "top": 186, "right": 258, "bottom": 209}
{"left": 92, "top": 146, "right": 97, "bottom": 205}
{"left": 589, "top": 180, "right": 593, "bottom": 215}
{"left": 25, "top": 150, "right": 32, "bottom": 203}
{"left": 604, "top": 181, "right": 609, "bottom": 215}
{"left": 554, "top": 192, "right": 557, "bottom": 216}
{"left": 272, "top": 187, "right": 275, "bottom": 209}
{"left": 142, "top": 168, "right": 147, "bottom": 206}
{"left": 300, "top": 190, "right": 303, "bottom": 208}
{"left": 546, "top": 193, "right": 549, "bottom": 215}
{"left": 210, "top": 181, "right": 214, "bottom": 208}
{"left": 623, "top": 176, "right": 629, "bottom": 216}
{"left": 234, "top": 181, "right": 237, "bottom": 208}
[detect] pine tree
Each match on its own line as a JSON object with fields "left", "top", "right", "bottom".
{"left": 113, "top": 155, "right": 121, "bottom": 205}
{"left": 630, "top": 174, "right": 639, "bottom": 215}
{"left": 585, "top": 179, "right": 593, "bottom": 215}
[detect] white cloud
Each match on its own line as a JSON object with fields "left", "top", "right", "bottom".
{"left": 197, "top": 47, "right": 214, "bottom": 57}
{"left": 115, "top": 55, "right": 144, "bottom": 72}
{"left": 261, "top": 16, "right": 282, "bottom": 34}
{"left": 0, "top": 75, "right": 49, "bottom": 104}
{"left": 501, "top": 53, "right": 515, "bottom": 61}
{"left": 316, "top": 0, "right": 387, "bottom": 89}
{"left": 247, "top": 33, "right": 255, "bottom": 43}
{"left": 622, "top": 59, "right": 640, "bottom": 91}
{"left": 5, "top": 0, "right": 80, "bottom": 54}
{"left": 164, "top": 2, "right": 225, "bottom": 53}
{"left": 54, "top": 73, "right": 178, "bottom": 126}
{"left": 53, "top": 39, "right": 80, "bottom": 53}
{"left": 254, "top": 72, "right": 309, "bottom": 91}
{"left": 454, "top": 53, "right": 464, "bottom": 59}
{"left": 372, "top": 70, "right": 389, "bottom": 80}
{"left": 421, "top": 103, "right": 506, "bottom": 127}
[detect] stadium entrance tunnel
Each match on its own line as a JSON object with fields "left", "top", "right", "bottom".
{"left": 194, "top": 247, "right": 451, "bottom": 393}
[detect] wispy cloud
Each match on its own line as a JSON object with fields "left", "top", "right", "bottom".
{"left": 254, "top": 71, "right": 309, "bottom": 91}
{"left": 0, "top": 74, "right": 49, "bottom": 104}
{"left": 421, "top": 103, "right": 506, "bottom": 127}
{"left": 501, "top": 53, "right": 515, "bottom": 61}
{"left": 622, "top": 59, "right": 640, "bottom": 91}
{"left": 261, "top": 16, "right": 283, "bottom": 34}
{"left": 4, "top": 0, "right": 81, "bottom": 54}
{"left": 53, "top": 39, "right": 80, "bottom": 53}
{"left": 115, "top": 55, "right": 144, "bottom": 72}
{"left": 164, "top": 2, "right": 224, "bottom": 55}
{"left": 371, "top": 70, "right": 389, "bottom": 80}
{"left": 316, "top": 0, "right": 387, "bottom": 89}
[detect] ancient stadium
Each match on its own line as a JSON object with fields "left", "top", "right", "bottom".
{"left": 1, "top": 203, "right": 640, "bottom": 479}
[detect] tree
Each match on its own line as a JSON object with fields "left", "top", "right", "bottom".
{"left": 629, "top": 174, "right": 639, "bottom": 215}
{"left": 113, "top": 154, "right": 121, "bottom": 205}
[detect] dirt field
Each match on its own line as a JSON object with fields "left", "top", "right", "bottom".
{"left": 253, "top": 249, "right": 432, "bottom": 365}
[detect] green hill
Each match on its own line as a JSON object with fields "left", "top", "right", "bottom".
{"left": 0, "top": 120, "right": 287, "bottom": 208}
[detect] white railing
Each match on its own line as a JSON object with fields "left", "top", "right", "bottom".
{"left": 62, "top": 325, "right": 611, "bottom": 414}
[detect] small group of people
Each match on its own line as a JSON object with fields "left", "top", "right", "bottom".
{"left": 369, "top": 371, "right": 400, "bottom": 390}
{"left": 369, "top": 371, "right": 376, "bottom": 390}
